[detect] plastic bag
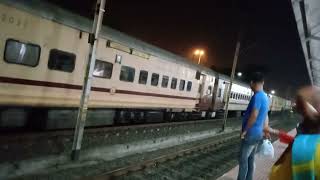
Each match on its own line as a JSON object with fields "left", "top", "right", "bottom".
{"left": 257, "top": 139, "right": 274, "bottom": 159}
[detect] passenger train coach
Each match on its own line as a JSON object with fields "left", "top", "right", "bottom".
{"left": 0, "top": 0, "right": 292, "bottom": 130}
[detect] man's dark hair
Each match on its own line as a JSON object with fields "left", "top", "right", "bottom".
{"left": 251, "top": 72, "right": 264, "bottom": 83}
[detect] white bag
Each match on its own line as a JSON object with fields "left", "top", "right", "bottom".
{"left": 257, "top": 139, "right": 274, "bottom": 159}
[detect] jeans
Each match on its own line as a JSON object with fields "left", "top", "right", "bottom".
{"left": 237, "top": 136, "right": 262, "bottom": 180}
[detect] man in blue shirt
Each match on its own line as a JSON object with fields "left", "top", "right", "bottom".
{"left": 237, "top": 72, "right": 270, "bottom": 180}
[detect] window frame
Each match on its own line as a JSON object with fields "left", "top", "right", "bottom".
{"left": 161, "top": 75, "right": 169, "bottom": 88}
{"left": 179, "top": 79, "right": 186, "bottom": 91}
{"left": 171, "top": 77, "right": 178, "bottom": 89}
{"left": 207, "top": 85, "right": 212, "bottom": 95}
{"left": 151, "top": 73, "right": 160, "bottom": 86}
{"left": 138, "top": 70, "right": 149, "bottom": 85}
{"left": 48, "top": 49, "right": 76, "bottom": 73}
{"left": 93, "top": 60, "right": 113, "bottom": 79}
{"left": 119, "top": 65, "right": 136, "bottom": 82}
{"left": 218, "top": 88, "right": 222, "bottom": 98}
{"left": 186, "top": 81, "right": 192, "bottom": 91}
{"left": 4, "top": 38, "right": 41, "bottom": 67}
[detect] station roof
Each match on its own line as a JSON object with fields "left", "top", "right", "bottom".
{"left": 291, "top": 0, "right": 320, "bottom": 86}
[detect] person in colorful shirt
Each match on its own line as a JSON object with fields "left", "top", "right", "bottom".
{"left": 269, "top": 86, "right": 320, "bottom": 180}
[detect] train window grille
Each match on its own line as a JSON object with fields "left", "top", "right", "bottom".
{"left": 120, "top": 65, "right": 135, "bottom": 82}
{"left": 48, "top": 49, "right": 76, "bottom": 72}
{"left": 93, "top": 60, "right": 113, "bottom": 79}
{"left": 187, "top": 81, "right": 192, "bottom": 91}
{"left": 179, "top": 80, "right": 185, "bottom": 91}
{"left": 151, "top": 73, "right": 159, "bottom": 86}
{"left": 171, "top": 78, "right": 177, "bottom": 89}
{"left": 161, "top": 75, "right": 169, "bottom": 88}
{"left": 4, "top": 39, "right": 41, "bottom": 67}
{"left": 138, "top": 70, "right": 148, "bottom": 84}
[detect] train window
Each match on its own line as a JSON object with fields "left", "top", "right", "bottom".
{"left": 4, "top": 39, "right": 41, "bottom": 67}
{"left": 207, "top": 86, "right": 212, "bottom": 94}
{"left": 187, "top": 81, "right": 192, "bottom": 91}
{"left": 161, "top": 75, "right": 169, "bottom": 88}
{"left": 120, "top": 65, "right": 135, "bottom": 82}
{"left": 151, "top": 73, "right": 159, "bottom": 86}
{"left": 93, "top": 60, "right": 113, "bottom": 78}
{"left": 198, "top": 84, "right": 203, "bottom": 93}
{"left": 230, "top": 92, "right": 234, "bottom": 99}
{"left": 218, "top": 88, "right": 222, "bottom": 97}
{"left": 171, "top": 78, "right": 177, "bottom": 89}
{"left": 179, "top": 80, "right": 185, "bottom": 91}
{"left": 138, "top": 70, "right": 148, "bottom": 84}
{"left": 48, "top": 49, "right": 76, "bottom": 72}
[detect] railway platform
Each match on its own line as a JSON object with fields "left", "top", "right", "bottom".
{"left": 218, "top": 128, "right": 296, "bottom": 180}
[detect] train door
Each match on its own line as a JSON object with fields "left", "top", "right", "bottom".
{"left": 198, "top": 74, "right": 206, "bottom": 100}
{"left": 223, "top": 81, "right": 230, "bottom": 104}
{"left": 211, "top": 78, "right": 219, "bottom": 110}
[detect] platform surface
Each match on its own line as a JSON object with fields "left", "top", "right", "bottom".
{"left": 217, "top": 129, "right": 296, "bottom": 180}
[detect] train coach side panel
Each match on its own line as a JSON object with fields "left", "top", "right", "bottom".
{"left": 0, "top": 3, "right": 199, "bottom": 110}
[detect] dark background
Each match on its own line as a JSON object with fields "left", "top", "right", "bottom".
{"left": 49, "top": 0, "right": 310, "bottom": 99}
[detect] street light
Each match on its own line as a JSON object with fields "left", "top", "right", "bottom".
{"left": 237, "top": 72, "right": 242, "bottom": 77}
{"left": 194, "top": 49, "right": 204, "bottom": 64}
{"left": 271, "top": 90, "right": 275, "bottom": 95}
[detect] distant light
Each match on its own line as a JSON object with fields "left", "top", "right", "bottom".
{"left": 194, "top": 49, "right": 204, "bottom": 55}
{"left": 271, "top": 90, "right": 275, "bottom": 94}
{"left": 237, "top": 72, "right": 242, "bottom": 77}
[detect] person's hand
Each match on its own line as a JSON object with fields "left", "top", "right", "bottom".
{"left": 240, "top": 131, "right": 247, "bottom": 139}
{"left": 264, "top": 131, "right": 271, "bottom": 139}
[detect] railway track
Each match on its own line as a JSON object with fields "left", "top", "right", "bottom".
{"left": 85, "top": 131, "right": 240, "bottom": 180}
{"left": 82, "top": 118, "right": 294, "bottom": 180}
{"left": 2, "top": 114, "right": 296, "bottom": 180}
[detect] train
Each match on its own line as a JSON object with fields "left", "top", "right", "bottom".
{"left": 0, "top": 0, "right": 292, "bottom": 130}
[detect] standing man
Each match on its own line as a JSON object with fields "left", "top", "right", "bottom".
{"left": 237, "top": 72, "right": 270, "bottom": 180}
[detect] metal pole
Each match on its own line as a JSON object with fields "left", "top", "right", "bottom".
{"left": 222, "top": 34, "right": 241, "bottom": 131}
{"left": 71, "top": 0, "right": 106, "bottom": 161}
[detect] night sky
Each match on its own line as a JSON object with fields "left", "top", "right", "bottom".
{"left": 49, "top": 0, "right": 310, "bottom": 99}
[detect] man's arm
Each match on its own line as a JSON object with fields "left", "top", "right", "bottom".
{"left": 263, "top": 115, "right": 269, "bottom": 131}
{"left": 263, "top": 115, "right": 271, "bottom": 139}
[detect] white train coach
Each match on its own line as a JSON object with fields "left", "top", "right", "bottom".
{"left": 0, "top": 0, "right": 291, "bottom": 130}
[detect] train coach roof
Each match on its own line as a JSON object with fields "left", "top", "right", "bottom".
{"left": 0, "top": 0, "right": 219, "bottom": 75}
{"left": 0, "top": 0, "right": 252, "bottom": 88}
